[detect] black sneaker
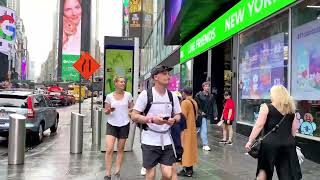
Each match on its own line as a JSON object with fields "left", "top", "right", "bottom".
{"left": 226, "top": 141, "right": 233, "bottom": 145}
{"left": 219, "top": 140, "right": 227, "bottom": 144}
{"left": 178, "top": 169, "right": 187, "bottom": 176}
{"left": 104, "top": 176, "right": 111, "bottom": 180}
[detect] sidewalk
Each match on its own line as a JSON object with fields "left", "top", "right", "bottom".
{"left": 0, "top": 104, "right": 319, "bottom": 180}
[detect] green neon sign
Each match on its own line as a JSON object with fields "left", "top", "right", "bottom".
{"left": 180, "top": 0, "right": 296, "bottom": 63}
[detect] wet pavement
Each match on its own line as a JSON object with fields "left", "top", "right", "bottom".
{"left": 0, "top": 99, "right": 319, "bottom": 179}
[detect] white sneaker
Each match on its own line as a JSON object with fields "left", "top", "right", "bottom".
{"left": 140, "top": 167, "right": 146, "bottom": 176}
{"left": 202, "top": 145, "right": 211, "bottom": 151}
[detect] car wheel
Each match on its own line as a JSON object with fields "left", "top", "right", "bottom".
{"left": 34, "top": 124, "right": 44, "bottom": 144}
{"left": 50, "top": 118, "right": 58, "bottom": 133}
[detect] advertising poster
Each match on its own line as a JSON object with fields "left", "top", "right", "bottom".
{"left": 61, "top": 0, "right": 82, "bottom": 81}
{"left": 168, "top": 74, "right": 180, "bottom": 92}
{"left": 129, "top": 0, "right": 142, "bottom": 38}
{"left": 0, "top": 6, "right": 16, "bottom": 54}
{"left": 292, "top": 19, "right": 320, "bottom": 100}
{"left": 105, "top": 49, "right": 133, "bottom": 94}
{"left": 239, "top": 33, "right": 286, "bottom": 99}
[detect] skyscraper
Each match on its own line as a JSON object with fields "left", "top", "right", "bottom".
{"left": 6, "top": 0, "right": 19, "bottom": 17}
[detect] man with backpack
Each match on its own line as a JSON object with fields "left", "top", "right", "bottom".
{"left": 132, "top": 65, "right": 181, "bottom": 180}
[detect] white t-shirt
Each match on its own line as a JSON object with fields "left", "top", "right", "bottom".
{"left": 133, "top": 88, "right": 181, "bottom": 146}
{"left": 105, "top": 91, "right": 133, "bottom": 127}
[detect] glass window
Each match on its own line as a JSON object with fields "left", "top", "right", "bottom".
{"left": 238, "top": 11, "right": 289, "bottom": 124}
{"left": 180, "top": 60, "right": 193, "bottom": 90}
{"left": 291, "top": 0, "right": 320, "bottom": 138}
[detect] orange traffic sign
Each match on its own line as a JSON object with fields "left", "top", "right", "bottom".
{"left": 73, "top": 52, "right": 100, "bottom": 80}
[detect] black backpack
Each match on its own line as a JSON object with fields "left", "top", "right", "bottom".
{"left": 139, "top": 88, "right": 174, "bottom": 130}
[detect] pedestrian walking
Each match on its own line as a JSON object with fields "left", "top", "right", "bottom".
{"left": 104, "top": 76, "right": 134, "bottom": 180}
{"left": 245, "top": 85, "right": 302, "bottom": 180}
{"left": 195, "top": 82, "right": 218, "bottom": 151}
{"left": 132, "top": 65, "right": 182, "bottom": 180}
{"left": 178, "top": 87, "right": 198, "bottom": 177}
{"left": 171, "top": 92, "right": 187, "bottom": 180}
{"left": 219, "top": 91, "right": 235, "bottom": 145}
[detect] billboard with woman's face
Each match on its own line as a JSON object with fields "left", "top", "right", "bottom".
{"left": 61, "top": 0, "right": 82, "bottom": 81}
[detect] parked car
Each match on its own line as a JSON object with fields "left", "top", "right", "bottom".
{"left": 0, "top": 90, "right": 59, "bottom": 143}
{"left": 66, "top": 94, "right": 76, "bottom": 105}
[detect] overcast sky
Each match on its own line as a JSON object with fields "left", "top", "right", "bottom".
{"left": 20, "top": 0, "right": 123, "bottom": 78}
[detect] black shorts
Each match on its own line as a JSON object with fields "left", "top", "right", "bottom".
{"left": 106, "top": 123, "right": 130, "bottom": 139}
{"left": 141, "top": 144, "right": 176, "bottom": 169}
{"left": 224, "top": 119, "right": 233, "bottom": 125}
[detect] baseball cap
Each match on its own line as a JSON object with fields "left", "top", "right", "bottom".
{"left": 151, "top": 65, "right": 173, "bottom": 78}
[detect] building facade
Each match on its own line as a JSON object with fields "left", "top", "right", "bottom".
{"left": 139, "top": 0, "right": 179, "bottom": 91}
{"left": 175, "top": 0, "right": 320, "bottom": 163}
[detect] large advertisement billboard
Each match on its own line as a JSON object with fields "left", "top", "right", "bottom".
{"left": 105, "top": 49, "right": 133, "bottom": 93}
{"left": 61, "top": 0, "right": 82, "bottom": 81}
{"left": 104, "top": 37, "right": 134, "bottom": 96}
{"left": 0, "top": 6, "right": 16, "bottom": 54}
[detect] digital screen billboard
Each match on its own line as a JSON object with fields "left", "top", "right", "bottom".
{"left": 0, "top": 6, "right": 16, "bottom": 54}
{"left": 164, "top": 0, "right": 183, "bottom": 44}
{"left": 239, "top": 33, "right": 287, "bottom": 99}
{"left": 165, "top": 0, "right": 183, "bottom": 37}
{"left": 104, "top": 49, "right": 133, "bottom": 94}
{"left": 61, "top": 0, "right": 82, "bottom": 81}
{"left": 292, "top": 19, "right": 320, "bottom": 100}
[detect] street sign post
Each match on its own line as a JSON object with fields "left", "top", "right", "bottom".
{"left": 73, "top": 52, "right": 101, "bottom": 115}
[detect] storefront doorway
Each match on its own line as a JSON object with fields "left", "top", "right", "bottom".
{"left": 193, "top": 52, "right": 208, "bottom": 95}
{"left": 210, "top": 39, "right": 233, "bottom": 119}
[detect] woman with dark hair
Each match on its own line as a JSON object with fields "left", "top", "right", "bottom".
{"left": 178, "top": 87, "right": 198, "bottom": 177}
{"left": 219, "top": 91, "right": 235, "bottom": 145}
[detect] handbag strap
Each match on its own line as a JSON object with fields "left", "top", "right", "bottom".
{"left": 260, "top": 113, "right": 287, "bottom": 141}
{"left": 188, "top": 99, "right": 197, "bottom": 117}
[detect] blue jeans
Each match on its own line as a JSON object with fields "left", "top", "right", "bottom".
{"left": 199, "top": 117, "right": 208, "bottom": 146}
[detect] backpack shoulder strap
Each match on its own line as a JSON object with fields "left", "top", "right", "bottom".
{"left": 167, "top": 90, "right": 174, "bottom": 116}
{"left": 143, "top": 88, "right": 153, "bottom": 115}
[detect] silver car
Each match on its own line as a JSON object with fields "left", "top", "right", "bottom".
{"left": 0, "top": 90, "right": 59, "bottom": 143}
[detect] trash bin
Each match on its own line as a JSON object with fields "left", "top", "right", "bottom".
{"left": 70, "top": 112, "right": 85, "bottom": 154}
{"left": 92, "top": 108, "right": 102, "bottom": 147}
{"left": 8, "top": 114, "right": 26, "bottom": 165}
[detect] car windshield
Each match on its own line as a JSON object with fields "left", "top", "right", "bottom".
{"left": 0, "top": 95, "right": 28, "bottom": 108}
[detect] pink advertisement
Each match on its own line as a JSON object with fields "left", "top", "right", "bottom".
{"left": 168, "top": 74, "right": 180, "bottom": 92}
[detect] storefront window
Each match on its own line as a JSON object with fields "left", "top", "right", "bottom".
{"left": 180, "top": 60, "right": 193, "bottom": 90}
{"left": 238, "top": 11, "right": 289, "bottom": 124}
{"left": 292, "top": 0, "right": 320, "bottom": 138}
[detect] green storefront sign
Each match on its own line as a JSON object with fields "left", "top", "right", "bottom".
{"left": 61, "top": 55, "right": 80, "bottom": 81}
{"left": 180, "top": 0, "right": 296, "bottom": 63}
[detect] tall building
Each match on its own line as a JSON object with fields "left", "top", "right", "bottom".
{"left": 6, "top": 0, "right": 20, "bottom": 17}
{"left": 0, "top": 0, "right": 6, "bottom": 7}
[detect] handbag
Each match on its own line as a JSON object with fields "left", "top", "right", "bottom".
{"left": 296, "top": 146, "right": 305, "bottom": 165}
{"left": 188, "top": 100, "right": 202, "bottom": 128}
{"left": 248, "top": 114, "right": 287, "bottom": 158}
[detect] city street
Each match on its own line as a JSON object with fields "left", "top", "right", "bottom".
{"left": 0, "top": 99, "right": 319, "bottom": 179}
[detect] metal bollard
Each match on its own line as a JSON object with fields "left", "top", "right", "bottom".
{"left": 92, "top": 108, "right": 102, "bottom": 147}
{"left": 8, "top": 114, "right": 26, "bottom": 165}
{"left": 70, "top": 112, "right": 85, "bottom": 154}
